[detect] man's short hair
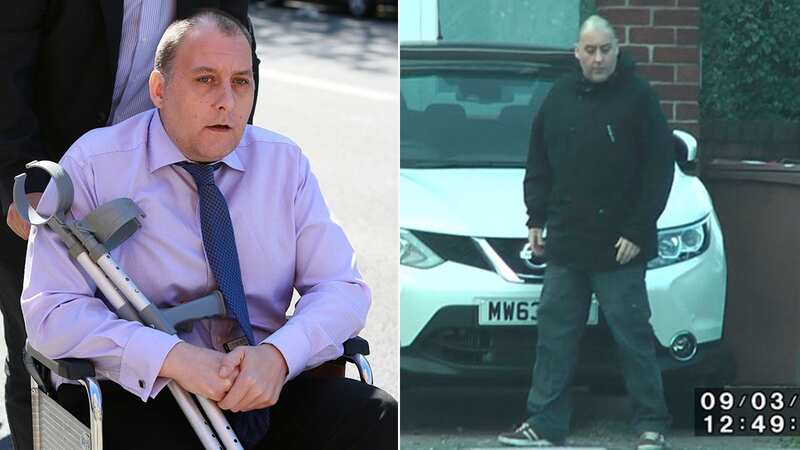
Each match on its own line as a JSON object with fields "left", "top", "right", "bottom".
{"left": 578, "top": 15, "right": 618, "bottom": 45}
{"left": 154, "top": 9, "right": 252, "bottom": 79}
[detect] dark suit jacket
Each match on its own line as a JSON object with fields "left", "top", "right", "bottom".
{"left": 0, "top": 0, "right": 257, "bottom": 216}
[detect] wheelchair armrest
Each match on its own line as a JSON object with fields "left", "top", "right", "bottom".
{"left": 25, "top": 341, "right": 96, "bottom": 381}
{"left": 343, "top": 336, "right": 370, "bottom": 357}
{"left": 303, "top": 336, "right": 373, "bottom": 384}
{"left": 341, "top": 336, "right": 373, "bottom": 385}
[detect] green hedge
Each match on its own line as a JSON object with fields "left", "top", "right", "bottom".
{"left": 701, "top": 0, "right": 800, "bottom": 121}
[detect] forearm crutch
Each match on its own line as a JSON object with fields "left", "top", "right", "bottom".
{"left": 15, "top": 160, "right": 243, "bottom": 450}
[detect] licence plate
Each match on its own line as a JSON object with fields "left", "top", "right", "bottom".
{"left": 477, "top": 297, "right": 600, "bottom": 326}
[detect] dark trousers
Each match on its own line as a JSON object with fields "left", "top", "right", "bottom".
{"left": 526, "top": 262, "right": 671, "bottom": 443}
{"left": 59, "top": 375, "right": 397, "bottom": 449}
{"left": 0, "top": 226, "right": 33, "bottom": 450}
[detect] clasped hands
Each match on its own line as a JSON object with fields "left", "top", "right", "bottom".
{"left": 160, "top": 341, "right": 288, "bottom": 412}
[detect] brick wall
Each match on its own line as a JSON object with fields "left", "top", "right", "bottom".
{"left": 596, "top": 0, "right": 700, "bottom": 136}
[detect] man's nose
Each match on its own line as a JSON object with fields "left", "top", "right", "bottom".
{"left": 214, "top": 83, "right": 235, "bottom": 111}
{"left": 593, "top": 52, "right": 603, "bottom": 63}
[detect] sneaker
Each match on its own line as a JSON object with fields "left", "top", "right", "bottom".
{"left": 636, "top": 431, "right": 667, "bottom": 450}
{"left": 497, "top": 422, "right": 553, "bottom": 447}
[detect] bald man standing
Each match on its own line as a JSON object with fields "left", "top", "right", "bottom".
{"left": 498, "top": 15, "right": 674, "bottom": 450}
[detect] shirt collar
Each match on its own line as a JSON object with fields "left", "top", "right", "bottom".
{"left": 146, "top": 109, "right": 245, "bottom": 173}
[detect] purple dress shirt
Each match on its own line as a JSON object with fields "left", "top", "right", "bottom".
{"left": 21, "top": 109, "right": 371, "bottom": 401}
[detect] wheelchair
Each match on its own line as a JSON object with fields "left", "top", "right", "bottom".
{"left": 15, "top": 160, "right": 374, "bottom": 449}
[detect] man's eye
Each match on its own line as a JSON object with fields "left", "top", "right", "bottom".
{"left": 197, "top": 76, "right": 212, "bottom": 83}
{"left": 585, "top": 47, "right": 596, "bottom": 54}
{"left": 233, "top": 78, "right": 250, "bottom": 86}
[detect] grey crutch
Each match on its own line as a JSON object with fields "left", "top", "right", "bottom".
{"left": 15, "top": 160, "right": 242, "bottom": 450}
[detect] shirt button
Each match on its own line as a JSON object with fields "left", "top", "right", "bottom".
{"left": 598, "top": 208, "right": 605, "bottom": 214}
{"left": 138, "top": 379, "right": 145, "bottom": 389}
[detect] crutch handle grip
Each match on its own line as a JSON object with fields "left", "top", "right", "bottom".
{"left": 162, "top": 291, "right": 227, "bottom": 333}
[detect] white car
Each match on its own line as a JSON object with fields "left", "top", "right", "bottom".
{"left": 400, "top": 43, "right": 732, "bottom": 401}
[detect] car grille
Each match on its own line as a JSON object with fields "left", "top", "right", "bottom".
{"left": 424, "top": 326, "right": 538, "bottom": 367}
{"left": 412, "top": 230, "right": 546, "bottom": 284}
{"left": 418, "top": 323, "right": 621, "bottom": 369}
{"left": 486, "top": 237, "right": 546, "bottom": 283}
{"left": 413, "top": 231, "right": 492, "bottom": 271}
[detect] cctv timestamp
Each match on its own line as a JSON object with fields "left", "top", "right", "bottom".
{"left": 695, "top": 387, "right": 800, "bottom": 436}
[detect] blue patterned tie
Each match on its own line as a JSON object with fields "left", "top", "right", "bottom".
{"left": 178, "top": 162, "right": 269, "bottom": 448}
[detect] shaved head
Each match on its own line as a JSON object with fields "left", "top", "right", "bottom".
{"left": 578, "top": 15, "right": 618, "bottom": 44}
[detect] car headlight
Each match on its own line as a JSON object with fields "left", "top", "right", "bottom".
{"left": 400, "top": 229, "right": 444, "bottom": 269}
{"left": 647, "top": 218, "right": 710, "bottom": 269}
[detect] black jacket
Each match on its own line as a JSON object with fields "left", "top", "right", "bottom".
{"left": 0, "top": 0, "right": 256, "bottom": 217}
{"left": 523, "top": 52, "right": 675, "bottom": 271}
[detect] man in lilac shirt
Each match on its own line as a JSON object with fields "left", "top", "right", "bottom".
{"left": 21, "top": 10, "right": 396, "bottom": 449}
{"left": 2, "top": 4, "right": 254, "bottom": 449}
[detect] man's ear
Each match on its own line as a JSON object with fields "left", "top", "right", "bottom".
{"left": 149, "top": 70, "right": 166, "bottom": 107}
{"left": 574, "top": 44, "right": 580, "bottom": 60}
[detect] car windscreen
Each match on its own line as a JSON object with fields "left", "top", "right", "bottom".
{"left": 401, "top": 69, "right": 556, "bottom": 169}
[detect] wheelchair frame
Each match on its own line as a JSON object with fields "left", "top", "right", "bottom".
{"left": 16, "top": 160, "right": 373, "bottom": 449}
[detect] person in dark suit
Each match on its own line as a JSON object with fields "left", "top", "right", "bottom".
{"left": 0, "top": 3, "right": 256, "bottom": 448}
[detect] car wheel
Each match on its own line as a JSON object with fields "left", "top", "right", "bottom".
{"left": 347, "top": 0, "right": 376, "bottom": 18}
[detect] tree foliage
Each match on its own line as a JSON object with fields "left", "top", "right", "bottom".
{"left": 701, "top": 0, "right": 800, "bottom": 121}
